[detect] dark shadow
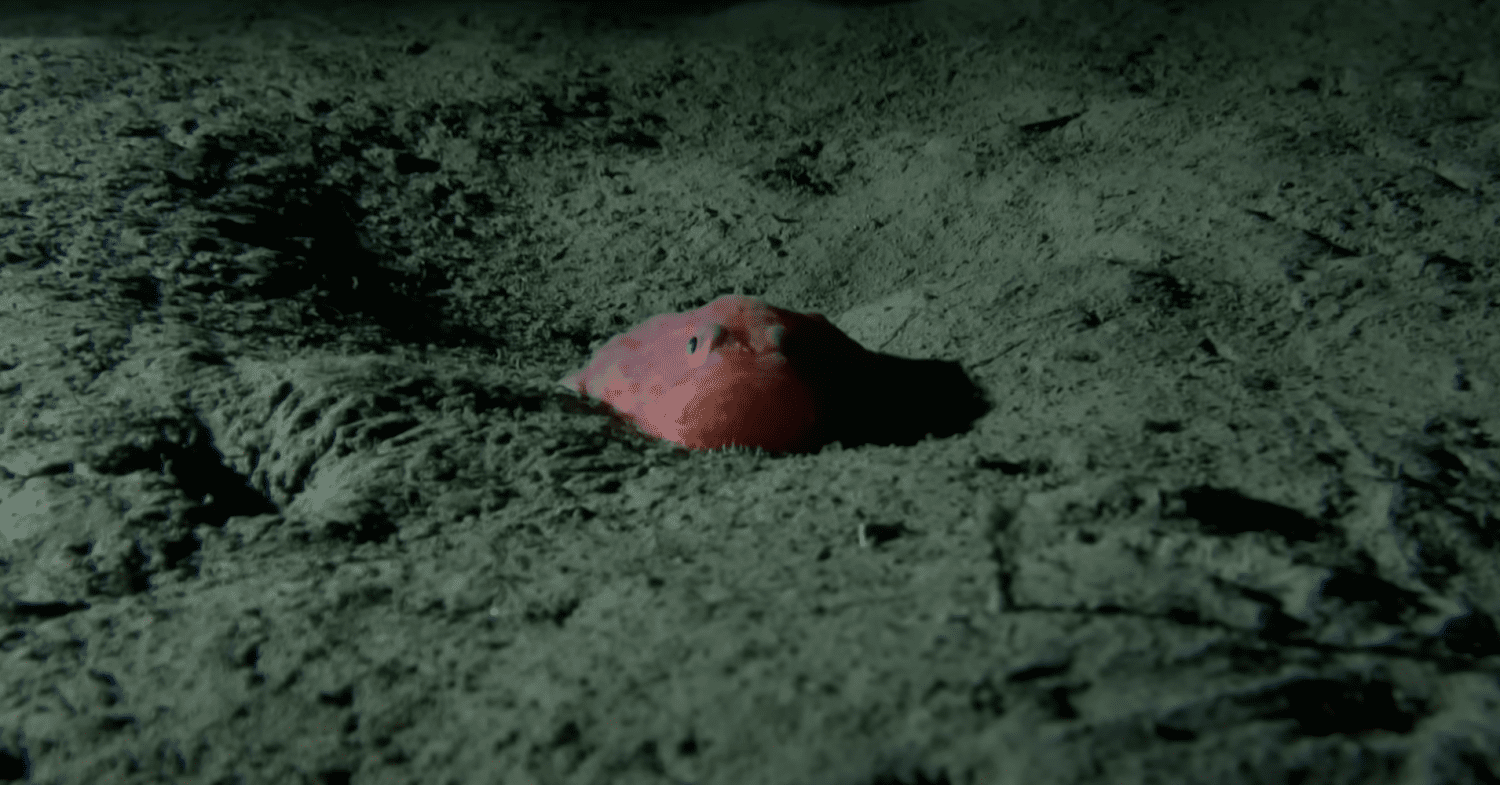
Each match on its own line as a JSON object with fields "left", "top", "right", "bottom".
{"left": 205, "top": 188, "right": 478, "bottom": 350}
{"left": 1174, "top": 486, "right": 1338, "bottom": 543}
{"left": 1312, "top": 568, "right": 1433, "bottom": 625}
{"left": 161, "top": 133, "right": 490, "bottom": 353}
{"left": 818, "top": 353, "right": 991, "bottom": 451}
{"left": 1244, "top": 675, "right": 1419, "bottom": 736}
{"left": 1437, "top": 608, "right": 1500, "bottom": 657}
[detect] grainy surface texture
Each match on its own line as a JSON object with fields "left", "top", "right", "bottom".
{"left": 2, "top": 1, "right": 1499, "bottom": 783}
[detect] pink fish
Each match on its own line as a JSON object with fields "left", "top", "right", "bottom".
{"left": 559, "top": 294, "right": 872, "bottom": 453}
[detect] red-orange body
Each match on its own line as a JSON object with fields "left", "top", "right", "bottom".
{"left": 559, "top": 295, "right": 869, "bottom": 452}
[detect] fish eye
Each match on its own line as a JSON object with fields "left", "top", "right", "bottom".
{"left": 685, "top": 325, "right": 726, "bottom": 368}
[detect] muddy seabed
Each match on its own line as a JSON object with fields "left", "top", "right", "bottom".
{"left": 2, "top": 1, "right": 1499, "bottom": 783}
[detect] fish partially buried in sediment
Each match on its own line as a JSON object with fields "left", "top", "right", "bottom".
{"left": 558, "top": 294, "right": 873, "bottom": 453}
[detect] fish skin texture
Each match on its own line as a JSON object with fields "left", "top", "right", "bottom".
{"left": 559, "top": 295, "right": 871, "bottom": 452}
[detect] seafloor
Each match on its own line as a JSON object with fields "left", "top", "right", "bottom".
{"left": 1, "top": 1, "right": 1498, "bottom": 783}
